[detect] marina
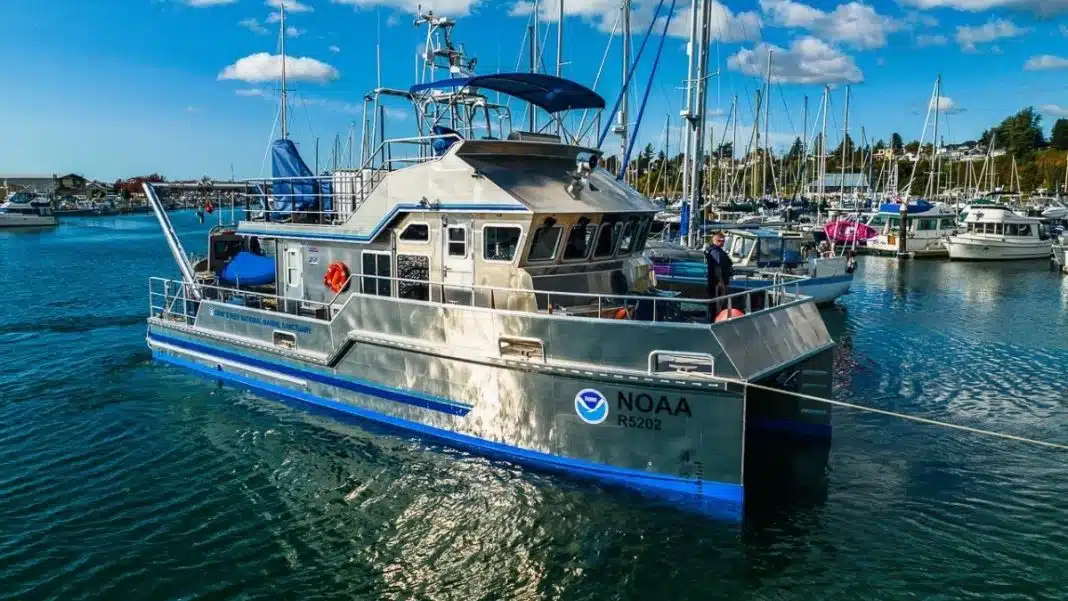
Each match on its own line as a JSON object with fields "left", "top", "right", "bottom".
{"left": 3, "top": 213, "right": 1068, "bottom": 598}
{"left": 4, "top": 0, "right": 1068, "bottom": 598}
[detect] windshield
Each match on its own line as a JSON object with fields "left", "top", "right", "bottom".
{"left": 757, "top": 238, "right": 783, "bottom": 263}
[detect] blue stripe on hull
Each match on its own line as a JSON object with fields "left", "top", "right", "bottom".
{"left": 149, "top": 332, "right": 472, "bottom": 416}
{"left": 149, "top": 332, "right": 744, "bottom": 520}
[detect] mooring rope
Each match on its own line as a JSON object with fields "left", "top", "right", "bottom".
{"left": 702, "top": 376, "right": 1068, "bottom": 451}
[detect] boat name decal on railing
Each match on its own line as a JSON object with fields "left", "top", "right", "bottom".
{"left": 207, "top": 307, "right": 313, "bottom": 335}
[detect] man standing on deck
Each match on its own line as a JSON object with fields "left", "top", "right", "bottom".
{"left": 705, "top": 231, "right": 733, "bottom": 298}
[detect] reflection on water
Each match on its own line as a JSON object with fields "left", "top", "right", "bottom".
{"left": 2, "top": 221, "right": 1068, "bottom": 600}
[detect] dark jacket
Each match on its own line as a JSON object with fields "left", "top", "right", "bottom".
{"left": 705, "top": 244, "right": 733, "bottom": 295}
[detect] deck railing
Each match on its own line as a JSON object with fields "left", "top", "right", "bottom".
{"left": 232, "top": 134, "right": 462, "bottom": 226}
{"left": 149, "top": 270, "right": 808, "bottom": 328}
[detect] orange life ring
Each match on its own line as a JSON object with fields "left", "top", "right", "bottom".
{"left": 323, "top": 261, "right": 350, "bottom": 294}
{"left": 614, "top": 307, "right": 630, "bottom": 320}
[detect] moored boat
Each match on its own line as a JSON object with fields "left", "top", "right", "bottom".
{"left": 648, "top": 229, "right": 854, "bottom": 305}
{"left": 945, "top": 205, "right": 1052, "bottom": 261}
{"left": 0, "top": 192, "right": 58, "bottom": 228}
{"left": 864, "top": 200, "right": 957, "bottom": 257}
{"left": 143, "top": 12, "right": 835, "bottom": 521}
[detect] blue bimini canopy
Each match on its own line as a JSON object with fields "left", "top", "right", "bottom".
{"left": 219, "top": 251, "right": 276, "bottom": 286}
{"left": 409, "top": 73, "right": 605, "bottom": 114}
{"left": 270, "top": 138, "right": 332, "bottom": 219}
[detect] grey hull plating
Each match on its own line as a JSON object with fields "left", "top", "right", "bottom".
{"left": 146, "top": 286, "right": 832, "bottom": 520}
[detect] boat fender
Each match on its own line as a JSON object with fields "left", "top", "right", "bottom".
{"left": 714, "top": 308, "right": 745, "bottom": 322}
{"left": 324, "top": 261, "right": 350, "bottom": 294}
{"left": 614, "top": 307, "right": 630, "bottom": 320}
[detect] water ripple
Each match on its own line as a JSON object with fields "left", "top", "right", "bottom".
{"left": 3, "top": 222, "right": 1068, "bottom": 600}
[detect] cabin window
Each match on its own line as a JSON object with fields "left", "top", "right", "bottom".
{"left": 397, "top": 254, "right": 430, "bottom": 301}
{"left": 1019, "top": 224, "right": 1032, "bottom": 236}
{"left": 917, "top": 219, "right": 936, "bottom": 231}
{"left": 869, "top": 214, "right": 888, "bottom": 228}
{"left": 483, "top": 225, "right": 522, "bottom": 262}
{"left": 616, "top": 219, "right": 641, "bottom": 255}
{"left": 757, "top": 239, "right": 783, "bottom": 263}
{"left": 939, "top": 218, "right": 955, "bottom": 229}
{"left": 783, "top": 238, "right": 804, "bottom": 263}
{"left": 1006, "top": 223, "right": 1019, "bottom": 236}
{"left": 633, "top": 218, "right": 651, "bottom": 252}
{"left": 527, "top": 225, "right": 563, "bottom": 262}
{"left": 888, "top": 216, "right": 900, "bottom": 230}
{"left": 730, "top": 236, "right": 754, "bottom": 260}
{"left": 594, "top": 222, "right": 622, "bottom": 258}
{"left": 399, "top": 222, "right": 430, "bottom": 242}
{"left": 361, "top": 251, "right": 392, "bottom": 297}
{"left": 563, "top": 223, "right": 598, "bottom": 260}
{"left": 447, "top": 227, "right": 467, "bottom": 257}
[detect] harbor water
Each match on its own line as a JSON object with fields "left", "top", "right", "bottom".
{"left": 2, "top": 213, "right": 1068, "bottom": 600}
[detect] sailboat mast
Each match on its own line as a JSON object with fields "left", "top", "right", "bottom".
{"left": 732, "top": 93, "right": 738, "bottom": 201}
{"left": 820, "top": 85, "right": 828, "bottom": 206}
{"left": 280, "top": 3, "right": 288, "bottom": 140}
{"left": 761, "top": 50, "right": 771, "bottom": 199}
{"left": 799, "top": 95, "right": 807, "bottom": 198}
{"left": 840, "top": 85, "right": 850, "bottom": 203}
{"left": 620, "top": 0, "right": 631, "bottom": 184}
{"left": 932, "top": 74, "right": 941, "bottom": 200}
{"left": 556, "top": 0, "right": 564, "bottom": 77}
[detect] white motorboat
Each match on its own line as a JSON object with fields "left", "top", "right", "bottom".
{"left": 1052, "top": 237, "right": 1066, "bottom": 274}
{"left": 945, "top": 205, "right": 1052, "bottom": 261}
{"left": 0, "top": 192, "right": 58, "bottom": 228}
{"left": 1040, "top": 200, "right": 1067, "bottom": 220}
{"left": 865, "top": 200, "right": 957, "bottom": 257}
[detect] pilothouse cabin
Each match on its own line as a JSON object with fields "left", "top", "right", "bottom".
{"left": 221, "top": 73, "right": 657, "bottom": 318}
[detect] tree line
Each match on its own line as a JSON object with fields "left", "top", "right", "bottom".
{"left": 609, "top": 108, "right": 1068, "bottom": 198}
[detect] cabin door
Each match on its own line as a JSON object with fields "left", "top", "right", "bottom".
{"left": 281, "top": 242, "right": 304, "bottom": 301}
{"left": 441, "top": 218, "right": 474, "bottom": 304}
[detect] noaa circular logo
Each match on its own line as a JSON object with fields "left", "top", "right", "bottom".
{"left": 574, "top": 389, "right": 608, "bottom": 425}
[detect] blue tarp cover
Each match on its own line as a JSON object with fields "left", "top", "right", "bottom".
{"left": 270, "top": 138, "right": 332, "bottom": 218}
{"left": 878, "top": 199, "right": 934, "bottom": 214}
{"left": 409, "top": 73, "right": 605, "bottom": 114}
{"left": 219, "top": 251, "right": 276, "bottom": 286}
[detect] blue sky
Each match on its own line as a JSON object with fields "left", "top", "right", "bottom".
{"left": 0, "top": 0, "right": 1065, "bottom": 180}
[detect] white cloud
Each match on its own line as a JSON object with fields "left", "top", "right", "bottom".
{"left": 330, "top": 0, "right": 483, "bottom": 16}
{"left": 916, "top": 33, "right": 948, "bottom": 46}
{"left": 185, "top": 0, "right": 237, "bottom": 6}
{"left": 930, "top": 95, "right": 962, "bottom": 113}
{"left": 955, "top": 18, "right": 1028, "bottom": 52}
{"left": 239, "top": 17, "right": 269, "bottom": 34}
{"left": 759, "top": 0, "right": 902, "bottom": 49}
{"left": 1024, "top": 54, "right": 1068, "bottom": 70}
{"left": 286, "top": 26, "right": 306, "bottom": 37}
{"left": 506, "top": 0, "right": 761, "bottom": 42}
{"left": 1039, "top": 104, "right": 1068, "bottom": 117}
{"left": 266, "top": 12, "right": 281, "bottom": 22}
{"left": 329, "top": 44, "right": 341, "bottom": 53}
{"left": 219, "top": 53, "right": 340, "bottom": 83}
{"left": 267, "top": 0, "right": 313, "bottom": 12}
{"left": 236, "top": 88, "right": 267, "bottom": 96}
{"left": 1061, "top": 24, "right": 1068, "bottom": 36}
{"left": 727, "top": 37, "right": 863, "bottom": 84}
{"left": 898, "top": 0, "right": 1068, "bottom": 17}
{"left": 186, "top": 106, "right": 199, "bottom": 113}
